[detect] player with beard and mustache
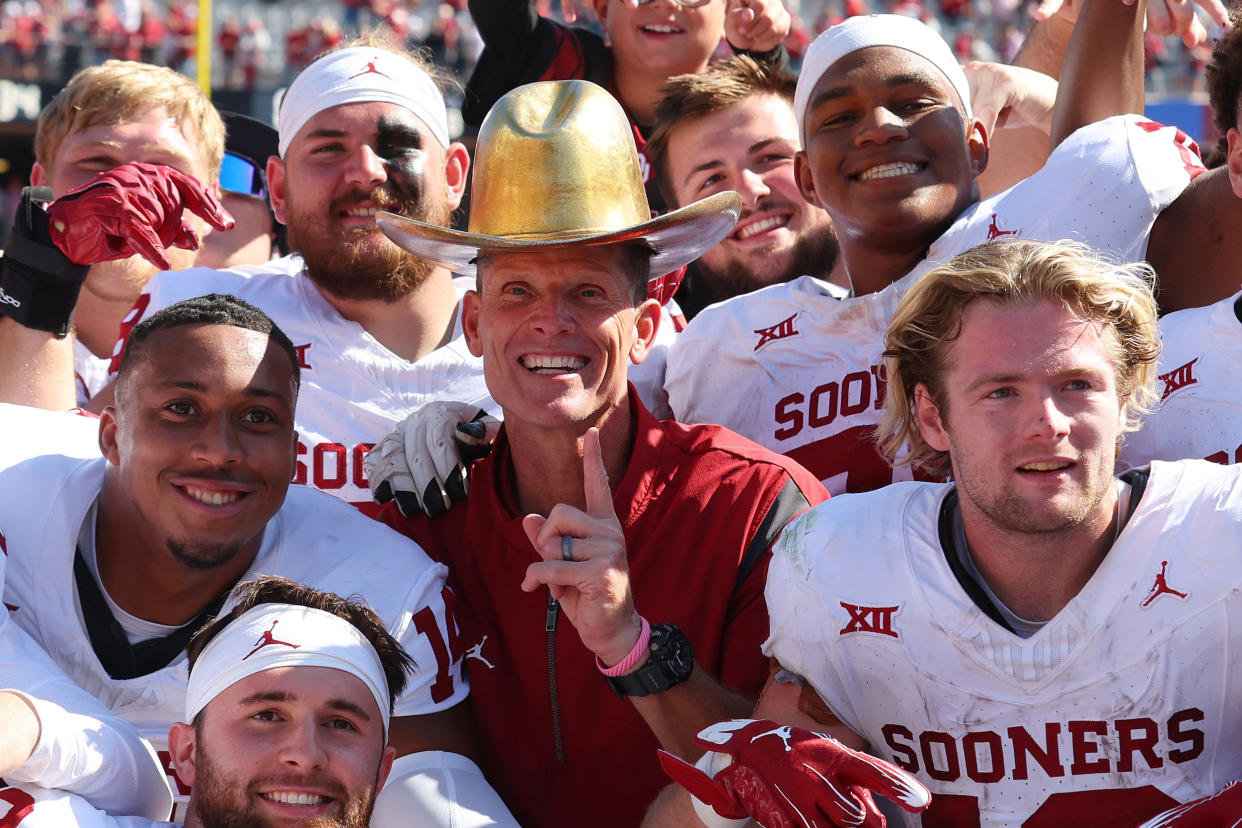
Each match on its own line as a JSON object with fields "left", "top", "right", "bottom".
{"left": 645, "top": 55, "right": 847, "bottom": 321}
{"left": 91, "top": 33, "right": 497, "bottom": 511}
{"left": 0, "top": 577, "right": 414, "bottom": 828}
{"left": 0, "top": 296, "right": 519, "bottom": 827}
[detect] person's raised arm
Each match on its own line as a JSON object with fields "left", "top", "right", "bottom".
{"left": 1050, "top": 0, "right": 1147, "bottom": 148}
{"left": 520, "top": 427, "right": 757, "bottom": 758}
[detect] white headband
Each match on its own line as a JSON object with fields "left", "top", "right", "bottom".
{"left": 794, "top": 15, "right": 972, "bottom": 140}
{"left": 186, "top": 603, "right": 391, "bottom": 735}
{"left": 278, "top": 46, "right": 450, "bottom": 156}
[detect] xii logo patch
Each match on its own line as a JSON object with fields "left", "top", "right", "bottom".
{"left": 1158, "top": 358, "right": 1199, "bottom": 401}
{"left": 839, "top": 602, "right": 900, "bottom": 638}
{"left": 754, "top": 313, "right": 800, "bottom": 351}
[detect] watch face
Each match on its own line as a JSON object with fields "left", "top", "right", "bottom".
{"left": 654, "top": 624, "right": 695, "bottom": 679}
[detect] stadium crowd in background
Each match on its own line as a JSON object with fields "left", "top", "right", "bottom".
{"left": 0, "top": 0, "right": 1227, "bottom": 95}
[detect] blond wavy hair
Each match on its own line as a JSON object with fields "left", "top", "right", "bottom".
{"left": 36, "top": 60, "right": 224, "bottom": 181}
{"left": 878, "top": 239, "right": 1161, "bottom": 478}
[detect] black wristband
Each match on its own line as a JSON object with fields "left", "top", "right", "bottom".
{"left": 0, "top": 187, "right": 90, "bottom": 338}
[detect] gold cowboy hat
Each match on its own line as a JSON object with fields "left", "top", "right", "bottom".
{"left": 377, "top": 79, "right": 741, "bottom": 278}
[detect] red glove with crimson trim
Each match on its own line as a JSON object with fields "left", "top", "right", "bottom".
{"left": 47, "top": 162, "right": 233, "bottom": 270}
{"left": 658, "top": 719, "right": 931, "bottom": 828}
{"left": 1138, "top": 782, "right": 1242, "bottom": 827}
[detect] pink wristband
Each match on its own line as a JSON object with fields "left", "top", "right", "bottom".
{"left": 597, "top": 616, "right": 651, "bottom": 677}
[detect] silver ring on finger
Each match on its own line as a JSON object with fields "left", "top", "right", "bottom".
{"left": 561, "top": 535, "right": 574, "bottom": 562}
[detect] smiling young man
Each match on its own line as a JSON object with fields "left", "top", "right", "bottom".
{"left": 376, "top": 79, "right": 826, "bottom": 828}
{"left": 644, "top": 54, "right": 845, "bottom": 318}
{"left": 0, "top": 59, "right": 229, "bottom": 411}
{"left": 0, "top": 576, "right": 413, "bottom": 827}
{"left": 97, "top": 35, "right": 494, "bottom": 512}
{"left": 650, "top": 239, "right": 1242, "bottom": 827}
{"left": 663, "top": 4, "right": 1210, "bottom": 496}
{"left": 0, "top": 295, "right": 516, "bottom": 826}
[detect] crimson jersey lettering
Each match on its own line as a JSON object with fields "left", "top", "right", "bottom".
{"left": 669, "top": 116, "right": 1197, "bottom": 502}
{"left": 880, "top": 709, "right": 1203, "bottom": 782}
{"left": 767, "top": 463, "right": 1242, "bottom": 826}
{"left": 839, "top": 602, "right": 899, "bottom": 638}
{"left": 754, "top": 313, "right": 799, "bottom": 351}
{"left": 1158, "top": 357, "right": 1199, "bottom": 401}
{"left": 413, "top": 586, "right": 465, "bottom": 704}
{"left": 0, "top": 452, "right": 467, "bottom": 825}
{"left": 293, "top": 437, "right": 373, "bottom": 497}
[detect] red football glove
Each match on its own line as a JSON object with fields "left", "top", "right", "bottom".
{"left": 658, "top": 719, "right": 931, "bottom": 828}
{"left": 47, "top": 162, "right": 234, "bottom": 270}
{"left": 1138, "top": 782, "right": 1242, "bottom": 827}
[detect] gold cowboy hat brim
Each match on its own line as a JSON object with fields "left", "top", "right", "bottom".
{"left": 377, "top": 190, "right": 742, "bottom": 279}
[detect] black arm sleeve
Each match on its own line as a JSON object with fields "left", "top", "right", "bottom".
{"left": 464, "top": 0, "right": 610, "bottom": 127}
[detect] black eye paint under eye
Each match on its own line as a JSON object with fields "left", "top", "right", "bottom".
{"left": 375, "top": 113, "right": 429, "bottom": 202}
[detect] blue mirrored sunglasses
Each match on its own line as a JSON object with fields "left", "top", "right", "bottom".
{"left": 219, "top": 151, "right": 266, "bottom": 198}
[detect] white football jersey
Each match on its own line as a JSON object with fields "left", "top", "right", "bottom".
{"left": 0, "top": 785, "right": 166, "bottom": 828}
{"left": 666, "top": 115, "right": 1203, "bottom": 494}
{"left": 766, "top": 460, "right": 1242, "bottom": 826}
{"left": 0, "top": 455, "right": 467, "bottom": 822}
{"left": 1119, "top": 292, "right": 1242, "bottom": 470}
{"left": 107, "top": 256, "right": 496, "bottom": 508}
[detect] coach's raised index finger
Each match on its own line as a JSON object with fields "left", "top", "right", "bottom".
{"left": 582, "top": 426, "right": 617, "bottom": 521}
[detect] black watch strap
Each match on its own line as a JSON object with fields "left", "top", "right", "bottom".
{"left": 605, "top": 622, "right": 695, "bottom": 698}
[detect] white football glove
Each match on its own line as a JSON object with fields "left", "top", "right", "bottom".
{"left": 364, "top": 401, "right": 500, "bottom": 517}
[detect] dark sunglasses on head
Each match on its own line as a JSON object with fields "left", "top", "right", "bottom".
{"left": 219, "top": 151, "right": 267, "bottom": 198}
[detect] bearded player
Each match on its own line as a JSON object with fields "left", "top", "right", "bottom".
{"left": 84, "top": 34, "right": 492, "bottom": 513}
{"left": 650, "top": 239, "right": 1242, "bottom": 827}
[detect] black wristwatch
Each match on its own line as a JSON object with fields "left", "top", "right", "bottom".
{"left": 605, "top": 622, "right": 695, "bottom": 697}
